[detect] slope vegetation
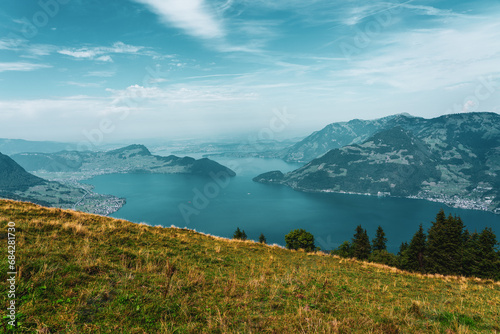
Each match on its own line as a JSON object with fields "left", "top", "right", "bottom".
{"left": 1, "top": 200, "right": 499, "bottom": 333}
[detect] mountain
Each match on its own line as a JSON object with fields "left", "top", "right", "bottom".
{"left": 0, "top": 138, "right": 79, "bottom": 155}
{"left": 254, "top": 113, "right": 500, "bottom": 214}
{"left": 0, "top": 152, "right": 46, "bottom": 191}
{"left": 1, "top": 199, "right": 498, "bottom": 333}
{"left": 11, "top": 144, "right": 236, "bottom": 179}
{"left": 0, "top": 152, "right": 124, "bottom": 214}
{"left": 280, "top": 113, "right": 416, "bottom": 163}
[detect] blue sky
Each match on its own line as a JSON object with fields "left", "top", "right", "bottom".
{"left": 1, "top": 0, "right": 500, "bottom": 142}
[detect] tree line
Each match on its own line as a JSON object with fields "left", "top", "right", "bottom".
{"left": 233, "top": 209, "right": 500, "bottom": 280}
{"left": 331, "top": 209, "right": 500, "bottom": 280}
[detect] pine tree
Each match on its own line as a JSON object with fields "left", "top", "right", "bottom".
{"left": 477, "top": 227, "right": 500, "bottom": 280}
{"left": 241, "top": 230, "right": 247, "bottom": 241}
{"left": 372, "top": 226, "right": 388, "bottom": 252}
{"left": 233, "top": 227, "right": 243, "bottom": 240}
{"left": 398, "top": 242, "right": 409, "bottom": 257}
{"left": 259, "top": 233, "right": 267, "bottom": 244}
{"left": 426, "top": 209, "right": 464, "bottom": 275}
{"left": 462, "top": 231, "right": 481, "bottom": 277}
{"left": 352, "top": 225, "right": 371, "bottom": 260}
{"left": 405, "top": 224, "right": 427, "bottom": 273}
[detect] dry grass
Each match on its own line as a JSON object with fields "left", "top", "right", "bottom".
{"left": 0, "top": 199, "right": 499, "bottom": 333}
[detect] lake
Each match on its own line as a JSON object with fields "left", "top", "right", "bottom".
{"left": 84, "top": 157, "right": 500, "bottom": 253}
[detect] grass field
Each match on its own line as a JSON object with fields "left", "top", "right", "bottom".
{"left": 0, "top": 199, "right": 499, "bottom": 333}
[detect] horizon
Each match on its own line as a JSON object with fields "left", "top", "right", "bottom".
{"left": 1, "top": 0, "right": 500, "bottom": 143}
{"left": 0, "top": 110, "right": 498, "bottom": 146}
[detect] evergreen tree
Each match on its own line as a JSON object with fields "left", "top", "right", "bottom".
{"left": 241, "top": 230, "right": 247, "bottom": 241}
{"left": 285, "top": 229, "right": 315, "bottom": 252}
{"left": 462, "top": 231, "right": 481, "bottom": 277}
{"left": 405, "top": 224, "right": 427, "bottom": 273}
{"left": 477, "top": 227, "right": 500, "bottom": 279}
{"left": 426, "top": 210, "right": 464, "bottom": 275}
{"left": 259, "top": 233, "right": 267, "bottom": 244}
{"left": 233, "top": 227, "right": 243, "bottom": 239}
{"left": 352, "top": 225, "right": 371, "bottom": 260}
{"left": 398, "top": 242, "right": 409, "bottom": 257}
{"left": 398, "top": 241, "right": 409, "bottom": 269}
{"left": 372, "top": 226, "right": 388, "bottom": 251}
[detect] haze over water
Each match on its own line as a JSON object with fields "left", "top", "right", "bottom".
{"left": 85, "top": 157, "right": 500, "bottom": 253}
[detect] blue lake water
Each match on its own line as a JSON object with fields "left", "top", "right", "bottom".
{"left": 84, "top": 157, "right": 500, "bottom": 253}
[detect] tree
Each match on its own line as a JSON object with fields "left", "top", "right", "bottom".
{"left": 462, "top": 230, "right": 481, "bottom": 277}
{"left": 259, "top": 233, "right": 267, "bottom": 244}
{"left": 233, "top": 227, "right": 242, "bottom": 239}
{"left": 426, "top": 210, "right": 464, "bottom": 275}
{"left": 372, "top": 226, "right": 387, "bottom": 252}
{"left": 352, "top": 225, "right": 371, "bottom": 260}
{"left": 398, "top": 242, "right": 409, "bottom": 257}
{"left": 477, "top": 227, "right": 500, "bottom": 280}
{"left": 404, "top": 224, "right": 427, "bottom": 273}
{"left": 331, "top": 241, "right": 352, "bottom": 258}
{"left": 285, "top": 229, "right": 315, "bottom": 252}
{"left": 233, "top": 227, "right": 247, "bottom": 240}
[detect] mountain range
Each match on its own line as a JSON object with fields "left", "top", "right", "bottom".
{"left": 11, "top": 144, "right": 236, "bottom": 180}
{"left": 254, "top": 112, "right": 500, "bottom": 214}
{"left": 1, "top": 145, "right": 236, "bottom": 214}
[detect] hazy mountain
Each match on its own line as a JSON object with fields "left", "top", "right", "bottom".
{"left": 0, "top": 138, "right": 79, "bottom": 155}
{"left": 0, "top": 152, "right": 124, "bottom": 213}
{"left": 12, "top": 144, "right": 236, "bottom": 179}
{"left": 254, "top": 112, "right": 500, "bottom": 214}
{"left": 280, "top": 113, "right": 416, "bottom": 163}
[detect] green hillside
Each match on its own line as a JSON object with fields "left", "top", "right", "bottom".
{"left": 1, "top": 199, "right": 499, "bottom": 333}
{"left": 254, "top": 115, "right": 500, "bottom": 214}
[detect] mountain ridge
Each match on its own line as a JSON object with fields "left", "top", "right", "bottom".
{"left": 11, "top": 144, "right": 236, "bottom": 180}
{"left": 254, "top": 113, "right": 500, "bottom": 214}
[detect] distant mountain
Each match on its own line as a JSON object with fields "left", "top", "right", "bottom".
{"left": 0, "top": 138, "right": 79, "bottom": 155}
{"left": 254, "top": 112, "right": 500, "bottom": 214}
{"left": 0, "top": 152, "right": 124, "bottom": 214}
{"left": 280, "top": 113, "right": 416, "bottom": 163}
{"left": 12, "top": 144, "right": 236, "bottom": 179}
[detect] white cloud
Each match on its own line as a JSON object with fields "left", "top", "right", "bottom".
{"left": 335, "top": 20, "right": 500, "bottom": 92}
{"left": 133, "top": 0, "right": 224, "bottom": 39}
{"left": 85, "top": 71, "right": 116, "bottom": 77}
{"left": 107, "top": 84, "right": 257, "bottom": 106}
{"left": 0, "top": 62, "right": 51, "bottom": 72}
{"left": 96, "top": 55, "right": 113, "bottom": 62}
{"left": 65, "top": 81, "right": 103, "bottom": 88}
{"left": 57, "top": 42, "right": 145, "bottom": 61}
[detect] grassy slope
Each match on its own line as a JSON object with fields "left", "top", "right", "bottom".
{"left": 0, "top": 199, "right": 499, "bottom": 333}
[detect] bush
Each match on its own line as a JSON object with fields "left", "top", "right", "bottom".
{"left": 369, "top": 250, "right": 399, "bottom": 267}
{"left": 330, "top": 241, "right": 352, "bottom": 258}
{"left": 285, "top": 229, "right": 315, "bottom": 252}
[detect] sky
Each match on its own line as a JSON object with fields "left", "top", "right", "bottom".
{"left": 1, "top": 0, "right": 500, "bottom": 144}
